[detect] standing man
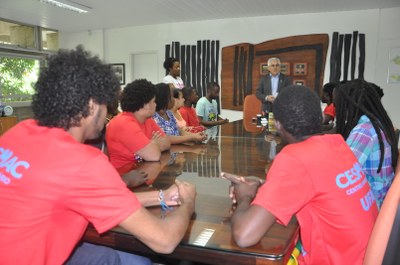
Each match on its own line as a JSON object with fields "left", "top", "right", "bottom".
{"left": 222, "top": 85, "right": 377, "bottom": 265}
{"left": 106, "top": 79, "right": 171, "bottom": 170}
{"left": 255, "top": 57, "right": 292, "bottom": 114}
{"left": 0, "top": 47, "right": 195, "bottom": 265}
{"left": 196, "top": 82, "right": 229, "bottom": 127}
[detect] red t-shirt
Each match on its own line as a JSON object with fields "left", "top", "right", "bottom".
{"left": 106, "top": 112, "right": 165, "bottom": 169}
{"left": 0, "top": 120, "right": 141, "bottom": 265}
{"left": 323, "top": 103, "right": 336, "bottom": 120}
{"left": 252, "top": 134, "right": 378, "bottom": 265}
{"left": 179, "top": 106, "right": 200, "bottom": 127}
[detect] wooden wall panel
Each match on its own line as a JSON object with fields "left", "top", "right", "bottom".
{"left": 221, "top": 34, "right": 329, "bottom": 111}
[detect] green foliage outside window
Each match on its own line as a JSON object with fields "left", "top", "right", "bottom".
{"left": 0, "top": 57, "right": 38, "bottom": 102}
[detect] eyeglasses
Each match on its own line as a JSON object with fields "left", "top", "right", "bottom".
{"left": 269, "top": 64, "right": 280, "bottom": 67}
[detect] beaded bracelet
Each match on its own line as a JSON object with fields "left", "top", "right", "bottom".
{"left": 158, "top": 189, "right": 171, "bottom": 218}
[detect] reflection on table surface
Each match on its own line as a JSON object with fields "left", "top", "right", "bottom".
{"left": 84, "top": 120, "right": 298, "bottom": 265}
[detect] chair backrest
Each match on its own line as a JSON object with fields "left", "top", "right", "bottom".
{"left": 364, "top": 169, "right": 400, "bottom": 265}
{"left": 243, "top": 94, "right": 262, "bottom": 119}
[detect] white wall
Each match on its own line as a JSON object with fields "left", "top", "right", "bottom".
{"left": 60, "top": 8, "right": 400, "bottom": 126}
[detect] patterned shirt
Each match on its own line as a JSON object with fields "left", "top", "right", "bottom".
{"left": 153, "top": 110, "right": 180, "bottom": 136}
{"left": 346, "top": 115, "right": 394, "bottom": 208}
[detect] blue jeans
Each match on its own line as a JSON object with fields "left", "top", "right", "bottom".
{"left": 65, "top": 242, "right": 152, "bottom": 265}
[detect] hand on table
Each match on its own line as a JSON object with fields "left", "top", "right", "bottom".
{"left": 221, "top": 172, "right": 263, "bottom": 204}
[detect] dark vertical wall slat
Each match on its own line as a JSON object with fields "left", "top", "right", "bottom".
{"left": 206, "top": 40, "right": 211, "bottom": 87}
{"left": 201, "top": 40, "right": 207, "bottom": 97}
{"left": 197, "top": 41, "right": 202, "bottom": 91}
{"left": 185, "top": 45, "right": 191, "bottom": 86}
{"left": 210, "top": 41, "right": 215, "bottom": 83}
{"left": 215, "top": 41, "right": 220, "bottom": 85}
{"left": 246, "top": 45, "right": 254, "bottom": 96}
{"left": 233, "top": 46, "right": 239, "bottom": 106}
{"left": 358, "top": 34, "right": 366, "bottom": 80}
{"left": 335, "top": 34, "right": 344, "bottom": 82}
{"left": 180, "top": 45, "right": 186, "bottom": 84}
{"left": 343, "top": 34, "right": 352, "bottom": 81}
{"left": 165, "top": 45, "right": 171, "bottom": 76}
{"left": 174, "top": 42, "right": 180, "bottom": 60}
{"left": 238, "top": 47, "right": 244, "bottom": 106}
{"left": 191, "top": 45, "right": 197, "bottom": 88}
{"left": 351, "top": 31, "right": 358, "bottom": 80}
{"left": 329, "top": 32, "right": 339, "bottom": 83}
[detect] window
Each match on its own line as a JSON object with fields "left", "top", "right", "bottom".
{"left": 0, "top": 53, "right": 42, "bottom": 102}
{"left": 0, "top": 18, "right": 58, "bottom": 105}
{"left": 0, "top": 20, "right": 37, "bottom": 49}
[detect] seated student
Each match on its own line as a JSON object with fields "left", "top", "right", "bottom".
{"left": 196, "top": 82, "right": 229, "bottom": 127}
{"left": 179, "top": 86, "right": 206, "bottom": 132}
{"left": 222, "top": 85, "right": 378, "bottom": 265}
{"left": 321, "top": 82, "right": 337, "bottom": 125}
{"left": 106, "top": 79, "right": 171, "bottom": 170}
{"left": 171, "top": 88, "right": 187, "bottom": 129}
{"left": 0, "top": 47, "right": 196, "bottom": 265}
{"left": 334, "top": 79, "right": 399, "bottom": 208}
{"left": 153, "top": 83, "right": 206, "bottom": 144}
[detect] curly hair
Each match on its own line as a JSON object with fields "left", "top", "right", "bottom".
{"left": 155, "top": 83, "right": 171, "bottom": 111}
{"left": 274, "top": 85, "right": 322, "bottom": 138}
{"left": 120, "top": 79, "right": 156, "bottom": 112}
{"left": 334, "top": 79, "right": 398, "bottom": 172}
{"left": 32, "top": 46, "right": 120, "bottom": 130}
{"left": 163, "top": 57, "right": 179, "bottom": 71}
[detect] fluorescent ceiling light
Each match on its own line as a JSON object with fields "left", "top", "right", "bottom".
{"left": 39, "top": 0, "right": 91, "bottom": 14}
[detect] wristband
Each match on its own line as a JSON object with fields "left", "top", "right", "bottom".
{"left": 158, "top": 190, "right": 171, "bottom": 218}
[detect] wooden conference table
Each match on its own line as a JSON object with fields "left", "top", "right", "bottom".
{"left": 83, "top": 119, "right": 299, "bottom": 265}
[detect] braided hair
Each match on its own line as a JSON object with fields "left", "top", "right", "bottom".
{"left": 334, "top": 79, "right": 398, "bottom": 172}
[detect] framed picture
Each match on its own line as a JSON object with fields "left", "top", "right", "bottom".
{"left": 111, "top": 63, "right": 125, "bottom": 85}
{"left": 280, "top": 62, "right": 290, "bottom": 75}
{"left": 387, "top": 47, "right": 400, "bottom": 83}
{"left": 260, "top": 63, "right": 269, "bottom": 75}
{"left": 294, "top": 79, "right": 306, "bottom": 86}
{"left": 293, "top": 62, "right": 308, "bottom": 76}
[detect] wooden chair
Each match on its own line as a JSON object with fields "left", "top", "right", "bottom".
{"left": 243, "top": 94, "right": 262, "bottom": 132}
{"left": 243, "top": 94, "right": 262, "bottom": 119}
{"left": 364, "top": 162, "right": 400, "bottom": 265}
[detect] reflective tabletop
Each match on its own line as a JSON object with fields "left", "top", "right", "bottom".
{"left": 84, "top": 119, "right": 298, "bottom": 265}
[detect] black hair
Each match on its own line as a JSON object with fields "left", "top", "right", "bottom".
{"left": 274, "top": 85, "right": 322, "bottom": 138}
{"left": 173, "top": 88, "right": 182, "bottom": 99}
{"left": 155, "top": 83, "right": 171, "bottom": 111}
{"left": 207, "top": 82, "right": 220, "bottom": 92}
{"left": 163, "top": 57, "right": 179, "bottom": 71}
{"left": 32, "top": 45, "right": 120, "bottom": 130}
{"left": 334, "top": 79, "right": 398, "bottom": 172}
{"left": 182, "top": 86, "right": 195, "bottom": 101}
{"left": 120, "top": 79, "right": 156, "bottom": 112}
{"left": 323, "top": 82, "right": 337, "bottom": 98}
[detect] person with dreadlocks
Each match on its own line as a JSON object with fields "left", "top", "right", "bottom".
{"left": 334, "top": 79, "right": 398, "bottom": 209}
{"left": 221, "top": 85, "right": 377, "bottom": 265}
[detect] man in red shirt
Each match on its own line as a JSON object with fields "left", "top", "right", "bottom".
{"left": 0, "top": 47, "right": 195, "bottom": 265}
{"left": 106, "top": 79, "right": 171, "bottom": 170}
{"left": 222, "top": 85, "right": 377, "bottom": 265}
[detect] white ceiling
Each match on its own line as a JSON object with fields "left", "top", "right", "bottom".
{"left": 0, "top": 0, "right": 400, "bottom": 33}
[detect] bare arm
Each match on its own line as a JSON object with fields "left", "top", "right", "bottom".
{"left": 119, "top": 180, "right": 196, "bottom": 254}
{"left": 198, "top": 115, "right": 228, "bottom": 127}
{"left": 152, "top": 131, "right": 171, "bottom": 152}
{"left": 167, "top": 132, "right": 206, "bottom": 144}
